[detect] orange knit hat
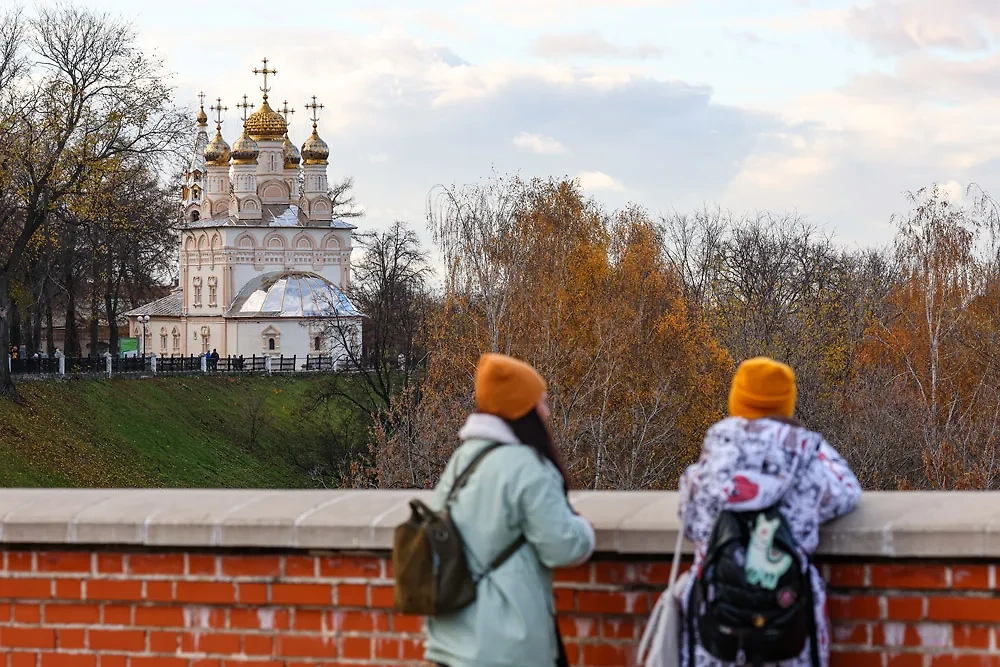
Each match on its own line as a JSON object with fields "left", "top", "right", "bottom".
{"left": 475, "top": 353, "right": 547, "bottom": 421}
{"left": 728, "top": 356, "right": 797, "bottom": 420}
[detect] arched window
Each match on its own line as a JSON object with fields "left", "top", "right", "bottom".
{"left": 191, "top": 210, "right": 200, "bottom": 221}
{"left": 268, "top": 338, "right": 275, "bottom": 351}
{"left": 314, "top": 336, "right": 321, "bottom": 351}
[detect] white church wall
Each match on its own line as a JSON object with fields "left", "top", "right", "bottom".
{"left": 224, "top": 227, "right": 352, "bottom": 297}
{"left": 230, "top": 318, "right": 360, "bottom": 361}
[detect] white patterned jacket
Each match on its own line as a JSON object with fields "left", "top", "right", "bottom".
{"left": 678, "top": 416, "right": 861, "bottom": 667}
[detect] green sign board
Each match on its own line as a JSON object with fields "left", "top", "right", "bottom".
{"left": 119, "top": 337, "right": 139, "bottom": 357}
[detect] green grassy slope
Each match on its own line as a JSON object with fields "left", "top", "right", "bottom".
{"left": 0, "top": 374, "right": 366, "bottom": 488}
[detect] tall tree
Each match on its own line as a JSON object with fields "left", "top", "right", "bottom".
{"left": 0, "top": 3, "right": 186, "bottom": 400}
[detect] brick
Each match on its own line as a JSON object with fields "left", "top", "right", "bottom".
{"left": 340, "top": 636, "right": 371, "bottom": 659}
{"left": 0, "top": 577, "right": 52, "bottom": 600}
{"left": 870, "top": 565, "right": 948, "bottom": 590}
{"left": 14, "top": 603, "right": 41, "bottom": 623}
{"left": 102, "top": 604, "right": 133, "bottom": 625}
{"left": 871, "top": 622, "right": 922, "bottom": 647}
{"left": 402, "top": 636, "right": 423, "bottom": 660}
{"left": 318, "top": 556, "right": 383, "bottom": 579}
{"left": 148, "top": 630, "right": 180, "bottom": 652}
{"left": 85, "top": 580, "right": 142, "bottom": 602}
{"left": 272, "top": 583, "right": 332, "bottom": 606}
{"left": 57, "top": 628, "right": 87, "bottom": 649}
{"left": 293, "top": 608, "right": 325, "bottom": 631}
{"left": 144, "top": 581, "right": 174, "bottom": 602}
{"left": 175, "top": 582, "right": 236, "bottom": 604}
{"left": 237, "top": 583, "right": 268, "bottom": 605}
{"left": 243, "top": 634, "right": 274, "bottom": 655}
{"left": 830, "top": 652, "right": 883, "bottom": 667}
{"left": 35, "top": 552, "right": 91, "bottom": 574}
{"left": 554, "top": 588, "right": 575, "bottom": 612}
{"left": 828, "top": 595, "right": 881, "bottom": 620}
{"left": 370, "top": 585, "right": 394, "bottom": 608}
{"left": 128, "top": 554, "right": 185, "bottom": 576}
{"left": 577, "top": 590, "right": 648, "bottom": 614}
{"left": 6, "top": 552, "right": 34, "bottom": 572}
{"left": 53, "top": 579, "right": 83, "bottom": 600}
{"left": 885, "top": 596, "right": 924, "bottom": 621}
{"left": 277, "top": 635, "right": 339, "bottom": 658}
{"left": 555, "top": 564, "right": 592, "bottom": 583}
{"left": 930, "top": 656, "right": 1000, "bottom": 667}
{"left": 8, "top": 655, "right": 37, "bottom": 667}
{"left": 135, "top": 606, "right": 185, "bottom": 627}
{"left": 885, "top": 655, "right": 924, "bottom": 667}
{"left": 390, "top": 613, "right": 420, "bottom": 634}
{"left": 129, "top": 658, "right": 188, "bottom": 667}
{"left": 187, "top": 555, "right": 218, "bottom": 576}
{"left": 374, "top": 636, "right": 401, "bottom": 660}
{"left": 89, "top": 628, "right": 145, "bottom": 651}
{"left": 951, "top": 566, "right": 990, "bottom": 591}
{"left": 220, "top": 556, "right": 281, "bottom": 578}
{"left": 927, "top": 596, "right": 1000, "bottom": 622}
{"left": 953, "top": 625, "right": 991, "bottom": 649}
{"left": 831, "top": 622, "right": 868, "bottom": 645}
{"left": 828, "top": 564, "right": 868, "bottom": 588}
{"left": 96, "top": 554, "right": 124, "bottom": 575}
{"left": 601, "top": 617, "right": 637, "bottom": 640}
{"left": 44, "top": 603, "right": 101, "bottom": 625}
{"left": 228, "top": 608, "right": 290, "bottom": 630}
{"left": 181, "top": 632, "right": 242, "bottom": 654}
{"left": 40, "top": 654, "right": 97, "bottom": 667}
{"left": 284, "top": 556, "right": 316, "bottom": 578}
{"left": 335, "top": 583, "right": 367, "bottom": 606}
{"left": 558, "top": 615, "right": 600, "bottom": 638}
{"left": 1, "top": 627, "right": 56, "bottom": 648}
{"left": 581, "top": 643, "right": 630, "bottom": 667}
{"left": 98, "top": 656, "right": 127, "bottom": 667}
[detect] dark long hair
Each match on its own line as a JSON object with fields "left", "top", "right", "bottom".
{"left": 506, "top": 407, "right": 570, "bottom": 491}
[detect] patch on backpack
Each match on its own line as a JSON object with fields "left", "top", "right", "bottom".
{"left": 744, "top": 514, "right": 792, "bottom": 590}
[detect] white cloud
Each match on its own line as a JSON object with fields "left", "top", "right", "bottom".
{"left": 576, "top": 171, "right": 625, "bottom": 191}
{"left": 532, "top": 32, "right": 663, "bottom": 60}
{"left": 845, "top": 0, "right": 1000, "bottom": 55}
{"left": 512, "top": 131, "right": 567, "bottom": 155}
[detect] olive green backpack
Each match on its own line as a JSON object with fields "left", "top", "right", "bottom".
{"left": 392, "top": 442, "right": 526, "bottom": 616}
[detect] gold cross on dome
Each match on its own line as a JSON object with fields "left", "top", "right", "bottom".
{"left": 236, "top": 94, "right": 254, "bottom": 124}
{"left": 253, "top": 57, "right": 277, "bottom": 100}
{"left": 210, "top": 97, "right": 227, "bottom": 127}
{"left": 280, "top": 100, "right": 295, "bottom": 123}
{"left": 197, "top": 91, "right": 206, "bottom": 108}
{"left": 305, "top": 96, "right": 324, "bottom": 127}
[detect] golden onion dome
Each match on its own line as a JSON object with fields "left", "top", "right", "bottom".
{"left": 301, "top": 127, "right": 329, "bottom": 165}
{"left": 244, "top": 98, "right": 288, "bottom": 141}
{"left": 196, "top": 106, "right": 208, "bottom": 126}
{"left": 282, "top": 133, "right": 301, "bottom": 167}
{"left": 231, "top": 128, "right": 260, "bottom": 164}
{"left": 204, "top": 128, "right": 231, "bottom": 165}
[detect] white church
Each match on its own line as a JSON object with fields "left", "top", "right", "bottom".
{"left": 126, "top": 60, "right": 362, "bottom": 362}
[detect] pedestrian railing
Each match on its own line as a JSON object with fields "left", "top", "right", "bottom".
{"left": 7, "top": 354, "right": 358, "bottom": 378}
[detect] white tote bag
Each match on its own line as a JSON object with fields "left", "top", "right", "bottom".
{"left": 636, "top": 523, "right": 688, "bottom": 667}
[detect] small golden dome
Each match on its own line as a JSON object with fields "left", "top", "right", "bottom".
{"left": 301, "top": 127, "right": 329, "bottom": 165}
{"left": 245, "top": 98, "right": 288, "bottom": 141}
{"left": 231, "top": 128, "right": 260, "bottom": 164}
{"left": 282, "top": 133, "right": 301, "bottom": 167}
{"left": 196, "top": 106, "right": 208, "bottom": 126}
{"left": 204, "top": 128, "right": 231, "bottom": 165}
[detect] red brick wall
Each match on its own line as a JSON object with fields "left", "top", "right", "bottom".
{"left": 0, "top": 548, "right": 996, "bottom": 666}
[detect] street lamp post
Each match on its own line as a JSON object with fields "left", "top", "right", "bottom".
{"left": 139, "top": 315, "right": 150, "bottom": 358}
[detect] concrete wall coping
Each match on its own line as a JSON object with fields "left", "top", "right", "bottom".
{"left": 0, "top": 489, "right": 991, "bottom": 558}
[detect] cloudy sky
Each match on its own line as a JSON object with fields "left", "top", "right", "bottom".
{"left": 41, "top": 0, "right": 1000, "bottom": 249}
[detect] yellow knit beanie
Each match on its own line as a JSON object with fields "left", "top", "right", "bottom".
{"left": 475, "top": 353, "right": 547, "bottom": 421}
{"left": 728, "top": 356, "right": 797, "bottom": 420}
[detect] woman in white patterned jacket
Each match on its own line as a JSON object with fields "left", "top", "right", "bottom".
{"left": 678, "top": 357, "right": 861, "bottom": 667}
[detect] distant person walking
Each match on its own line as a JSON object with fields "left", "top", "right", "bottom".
{"left": 422, "top": 353, "right": 595, "bottom": 667}
{"left": 210, "top": 348, "right": 220, "bottom": 371}
{"left": 677, "top": 357, "right": 861, "bottom": 667}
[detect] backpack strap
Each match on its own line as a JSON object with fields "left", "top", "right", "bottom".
{"left": 445, "top": 442, "right": 505, "bottom": 507}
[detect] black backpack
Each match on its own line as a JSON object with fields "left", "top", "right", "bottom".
{"left": 688, "top": 504, "right": 819, "bottom": 667}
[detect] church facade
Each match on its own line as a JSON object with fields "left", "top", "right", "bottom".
{"left": 125, "top": 60, "right": 362, "bottom": 362}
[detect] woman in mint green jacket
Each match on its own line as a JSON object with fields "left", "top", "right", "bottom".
{"left": 424, "top": 353, "right": 596, "bottom": 667}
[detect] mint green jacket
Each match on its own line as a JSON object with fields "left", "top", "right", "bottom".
{"left": 424, "top": 413, "right": 596, "bottom": 667}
